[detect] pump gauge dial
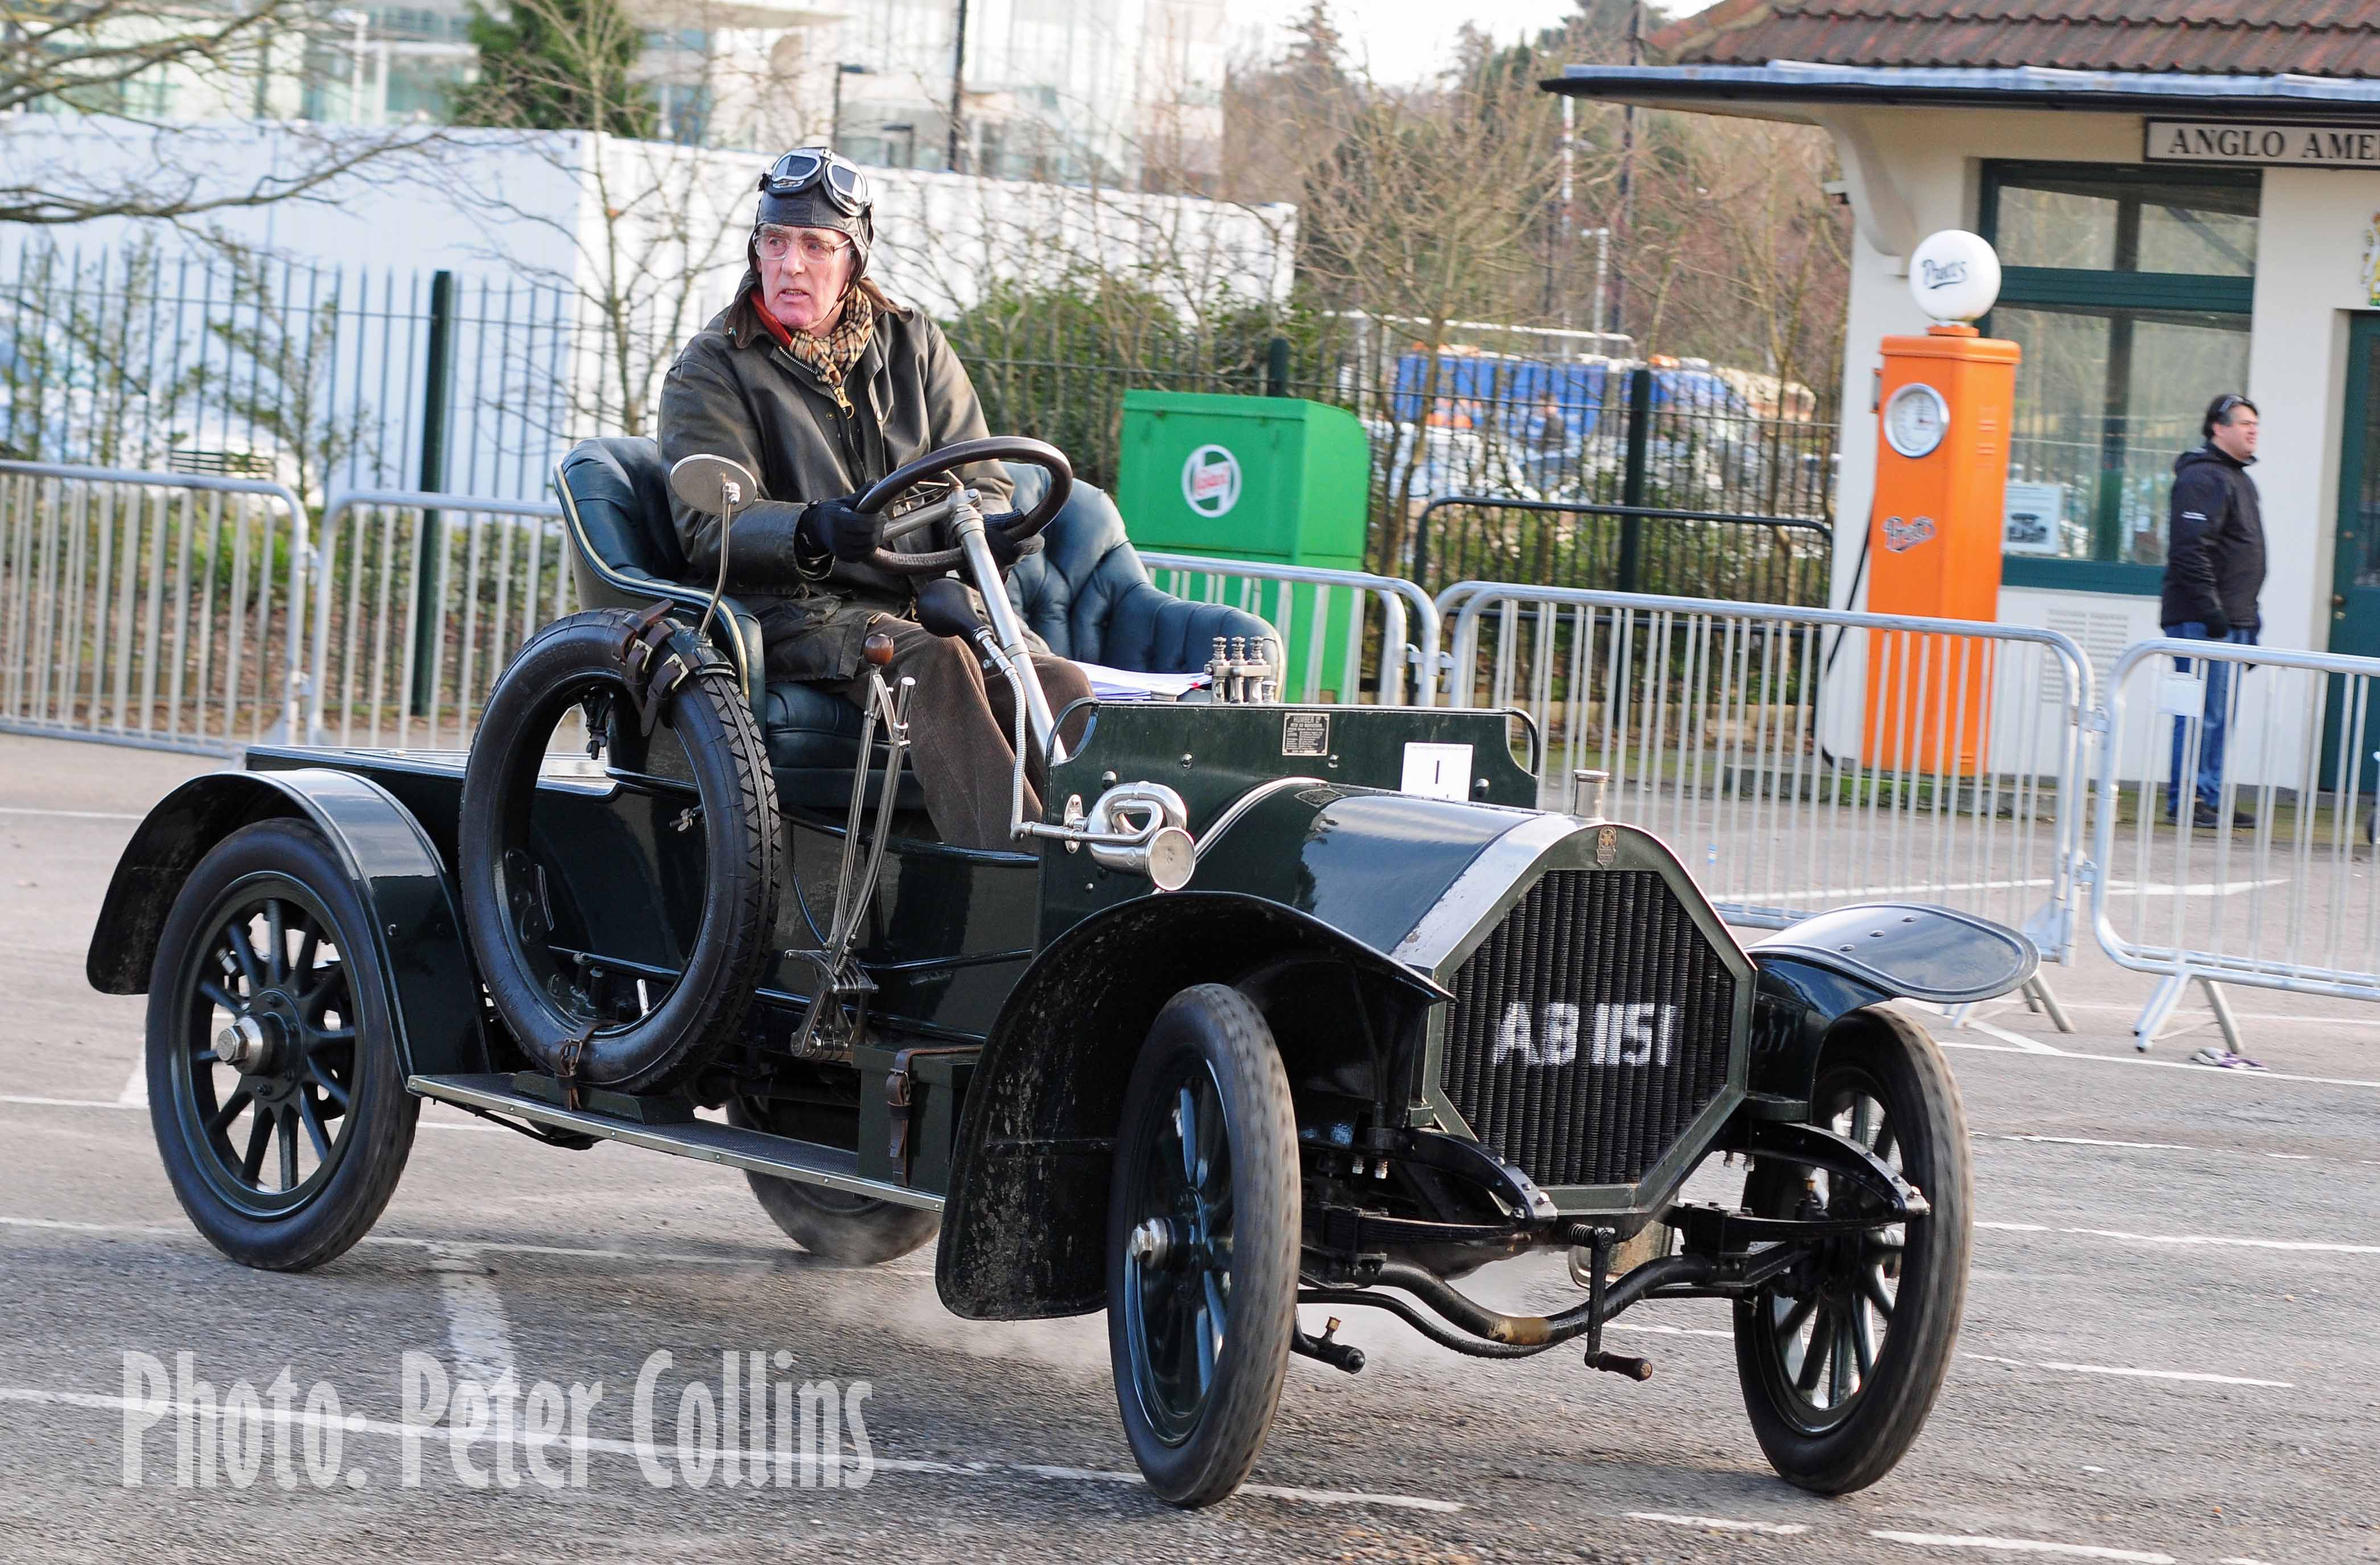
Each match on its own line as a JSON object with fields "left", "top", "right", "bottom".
{"left": 1884, "top": 382, "right": 1949, "bottom": 459}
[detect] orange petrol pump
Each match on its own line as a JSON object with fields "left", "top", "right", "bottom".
{"left": 1864, "top": 231, "right": 2021, "bottom": 776}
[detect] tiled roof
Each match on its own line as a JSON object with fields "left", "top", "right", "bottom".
{"left": 1648, "top": 1, "right": 2380, "bottom": 78}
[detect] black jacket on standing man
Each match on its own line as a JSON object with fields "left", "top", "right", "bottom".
{"left": 2159, "top": 446, "right": 2266, "bottom": 635}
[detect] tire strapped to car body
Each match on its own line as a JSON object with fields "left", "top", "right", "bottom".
{"left": 459, "top": 608, "right": 780, "bottom": 1096}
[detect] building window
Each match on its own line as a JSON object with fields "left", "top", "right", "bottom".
{"left": 1980, "top": 162, "right": 2259, "bottom": 592}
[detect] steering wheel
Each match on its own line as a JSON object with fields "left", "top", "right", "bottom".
{"left": 852, "top": 435, "right": 1073, "bottom": 575}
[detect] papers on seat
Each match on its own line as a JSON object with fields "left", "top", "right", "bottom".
{"left": 1072, "top": 661, "right": 1211, "bottom": 702}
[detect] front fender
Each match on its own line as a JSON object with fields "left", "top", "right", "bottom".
{"left": 936, "top": 891, "right": 1447, "bottom": 1321}
{"left": 87, "top": 768, "right": 488, "bottom": 1077}
{"left": 1747, "top": 903, "right": 2036, "bottom": 1103}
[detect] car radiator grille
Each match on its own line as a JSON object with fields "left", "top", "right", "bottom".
{"left": 1439, "top": 870, "right": 1736, "bottom": 1188}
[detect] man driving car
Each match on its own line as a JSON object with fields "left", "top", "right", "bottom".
{"left": 657, "top": 146, "right": 1092, "bottom": 852}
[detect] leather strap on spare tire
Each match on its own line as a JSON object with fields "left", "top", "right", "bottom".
{"left": 458, "top": 608, "right": 780, "bottom": 1096}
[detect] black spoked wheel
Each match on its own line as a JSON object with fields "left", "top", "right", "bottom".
{"left": 147, "top": 819, "right": 418, "bottom": 1270}
{"left": 726, "top": 1098, "right": 941, "bottom": 1265}
{"left": 1106, "top": 985, "right": 1299, "bottom": 1509}
{"left": 1734, "top": 1007, "right": 1971, "bottom": 1494}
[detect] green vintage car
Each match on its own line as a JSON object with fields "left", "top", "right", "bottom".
{"left": 87, "top": 435, "right": 2033, "bottom": 1506}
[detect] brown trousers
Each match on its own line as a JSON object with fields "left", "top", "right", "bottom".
{"left": 816, "top": 616, "right": 1092, "bottom": 852}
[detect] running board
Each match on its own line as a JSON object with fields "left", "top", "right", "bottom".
{"left": 407, "top": 1073, "right": 944, "bottom": 1212}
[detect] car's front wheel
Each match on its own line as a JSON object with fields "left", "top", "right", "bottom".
{"left": 146, "top": 818, "right": 419, "bottom": 1271}
{"left": 1105, "top": 985, "right": 1299, "bottom": 1508}
{"left": 1733, "top": 1006, "right": 1972, "bottom": 1493}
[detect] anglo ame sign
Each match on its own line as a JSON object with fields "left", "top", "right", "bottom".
{"left": 2147, "top": 120, "right": 2380, "bottom": 170}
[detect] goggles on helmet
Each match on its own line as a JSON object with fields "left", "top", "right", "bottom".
{"left": 756, "top": 148, "right": 871, "bottom": 217}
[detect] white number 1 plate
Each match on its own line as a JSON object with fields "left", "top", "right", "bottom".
{"left": 1400, "top": 742, "right": 1473, "bottom": 802}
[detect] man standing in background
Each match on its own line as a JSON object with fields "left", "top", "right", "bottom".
{"left": 2160, "top": 393, "right": 2266, "bottom": 833}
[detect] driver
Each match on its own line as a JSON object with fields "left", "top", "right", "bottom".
{"left": 658, "top": 147, "right": 1092, "bottom": 853}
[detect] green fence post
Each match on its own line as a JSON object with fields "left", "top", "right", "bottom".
{"left": 1619, "top": 365, "right": 1652, "bottom": 594}
{"left": 408, "top": 270, "right": 455, "bottom": 718}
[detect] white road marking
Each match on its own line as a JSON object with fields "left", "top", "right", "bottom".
{"left": 1959, "top": 1018, "right": 2065, "bottom": 1055}
{"left": 1984, "top": 1134, "right": 2194, "bottom": 1154}
{"left": 1991, "top": 997, "right": 2380, "bottom": 1031}
{"left": 0, "top": 1090, "right": 504, "bottom": 1131}
{"left": 1626, "top": 1511, "right": 1808, "bottom": 1535}
{"left": 0, "top": 1214, "right": 789, "bottom": 1269}
{"left": 1937, "top": 1040, "right": 2380, "bottom": 1092}
{"left": 1979, "top": 1220, "right": 2380, "bottom": 1257}
{"left": 1014, "top": 1463, "right": 1461, "bottom": 1512}
{"left": 2031, "top": 1361, "right": 2290, "bottom": 1388}
{"left": 426, "top": 1244, "right": 516, "bottom": 1388}
{"left": 0, "top": 805, "right": 146, "bottom": 820}
{"left": 116, "top": 1058, "right": 146, "bottom": 1106}
{"left": 1600, "top": 1331, "right": 2287, "bottom": 1389}
{"left": 1870, "top": 1530, "right": 2175, "bottom": 1563}
{"left": 0, "top": 1385, "right": 1463, "bottom": 1513}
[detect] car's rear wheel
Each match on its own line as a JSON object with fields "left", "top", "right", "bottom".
{"left": 146, "top": 819, "right": 418, "bottom": 1271}
{"left": 726, "top": 1098, "right": 940, "bottom": 1265}
{"left": 1105, "top": 985, "right": 1299, "bottom": 1508}
{"left": 1733, "top": 1007, "right": 1971, "bottom": 1493}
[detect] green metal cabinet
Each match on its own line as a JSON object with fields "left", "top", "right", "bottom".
{"left": 1117, "top": 392, "right": 1373, "bottom": 699}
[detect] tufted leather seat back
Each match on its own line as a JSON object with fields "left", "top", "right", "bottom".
{"left": 555, "top": 436, "right": 689, "bottom": 608}
{"left": 1003, "top": 467, "right": 1270, "bottom": 673}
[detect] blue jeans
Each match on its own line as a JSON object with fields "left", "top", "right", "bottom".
{"left": 2165, "top": 621, "right": 2258, "bottom": 814}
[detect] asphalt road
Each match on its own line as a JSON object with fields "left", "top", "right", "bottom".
{"left": 2, "top": 732, "right": 2375, "bottom": 1564}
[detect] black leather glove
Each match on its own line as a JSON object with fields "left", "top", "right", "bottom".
{"left": 2200, "top": 609, "right": 2231, "bottom": 639}
{"left": 985, "top": 526, "right": 1044, "bottom": 573}
{"left": 802, "top": 493, "right": 879, "bottom": 564}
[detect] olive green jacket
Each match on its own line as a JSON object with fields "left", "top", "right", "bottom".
{"left": 656, "top": 287, "right": 1012, "bottom": 681}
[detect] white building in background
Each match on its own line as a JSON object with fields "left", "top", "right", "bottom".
{"left": 826, "top": 0, "right": 1228, "bottom": 186}
{"left": 72, "top": 0, "right": 1226, "bottom": 191}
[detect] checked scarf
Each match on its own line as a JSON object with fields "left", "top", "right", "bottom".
{"left": 756, "top": 289, "right": 877, "bottom": 406}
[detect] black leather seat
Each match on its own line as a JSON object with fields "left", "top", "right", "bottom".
{"left": 554, "top": 437, "right": 1271, "bottom": 813}
{"left": 1002, "top": 467, "right": 1273, "bottom": 672}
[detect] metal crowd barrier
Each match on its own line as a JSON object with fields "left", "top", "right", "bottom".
{"left": 2094, "top": 636, "right": 2380, "bottom": 1048}
{"left": 1140, "top": 552, "right": 1441, "bottom": 705}
{"left": 0, "top": 459, "right": 310, "bottom": 753}
{"left": 310, "top": 489, "right": 572, "bottom": 749}
{"left": 1436, "top": 582, "right": 2094, "bottom": 978}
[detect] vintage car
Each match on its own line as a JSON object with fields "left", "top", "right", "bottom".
{"left": 87, "top": 435, "right": 2035, "bottom": 1507}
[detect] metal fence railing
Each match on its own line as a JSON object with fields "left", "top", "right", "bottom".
{"left": 1411, "top": 495, "right": 1834, "bottom": 606}
{"left": 1436, "top": 583, "right": 2095, "bottom": 967}
{"left": 1140, "top": 553, "right": 1442, "bottom": 707}
{"left": 310, "top": 489, "right": 571, "bottom": 749}
{"left": 7, "top": 242, "right": 1842, "bottom": 580}
{"left": 0, "top": 459, "right": 310, "bottom": 752}
{"left": 0, "top": 244, "right": 577, "bottom": 504}
{"left": 2094, "top": 636, "right": 2380, "bottom": 1047}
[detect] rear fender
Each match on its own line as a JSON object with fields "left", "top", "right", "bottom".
{"left": 935, "top": 891, "right": 1447, "bottom": 1321}
{"left": 87, "top": 768, "right": 489, "bottom": 1078}
{"left": 1747, "top": 903, "right": 2035, "bottom": 1103}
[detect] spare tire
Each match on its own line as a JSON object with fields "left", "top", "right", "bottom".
{"left": 458, "top": 609, "right": 779, "bottom": 1095}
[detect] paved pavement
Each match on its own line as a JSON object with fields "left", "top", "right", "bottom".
{"left": 2, "top": 731, "right": 2375, "bottom": 1563}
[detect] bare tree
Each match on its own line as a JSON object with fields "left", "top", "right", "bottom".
{"left": 0, "top": 0, "right": 439, "bottom": 228}
{"left": 439, "top": 0, "right": 762, "bottom": 440}
{"left": 1283, "top": 30, "right": 1566, "bottom": 574}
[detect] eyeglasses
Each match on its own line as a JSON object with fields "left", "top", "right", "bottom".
{"left": 756, "top": 226, "right": 854, "bottom": 266}
{"left": 756, "top": 148, "right": 870, "bottom": 216}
